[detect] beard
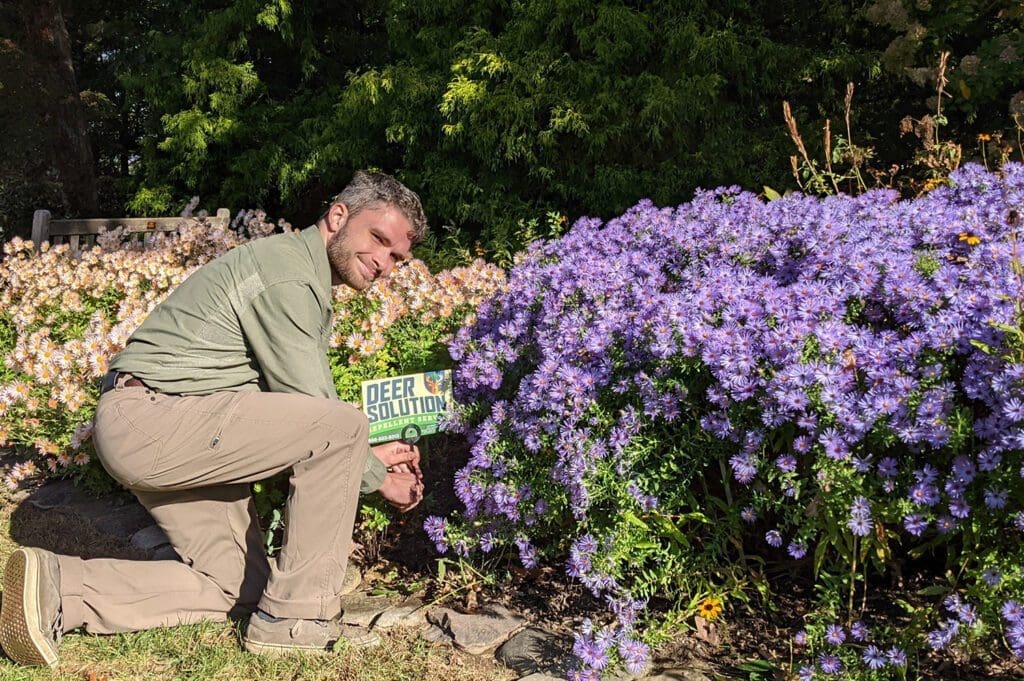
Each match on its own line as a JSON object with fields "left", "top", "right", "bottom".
{"left": 326, "top": 226, "right": 368, "bottom": 290}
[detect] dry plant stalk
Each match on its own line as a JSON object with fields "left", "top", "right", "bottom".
{"left": 783, "top": 101, "right": 811, "bottom": 165}
{"left": 844, "top": 83, "right": 855, "bottom": 143}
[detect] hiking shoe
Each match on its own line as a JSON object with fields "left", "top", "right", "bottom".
{"left": 243, "top": 611, "right": 343, "bottom": 656}
{"left": 0, "top": 548, "right": 63, "bottom": 667}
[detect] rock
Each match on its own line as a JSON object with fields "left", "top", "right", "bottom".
{"left": 643, "top": 669, "right": 713, "bottom": 681}
{"left": 26, "top": 480, "right": 75, "bottom": 510}
{"left": 371, "top": 597, "right": 426, "bottom": 630}
{"left": 151, "top": 545, "right": 180, "bottom": 561}
{"left": 337, "top": 624, "right": 381, "bottom": 649}
{"left": 516, "top": 674, "right": 564, "bottom": 681}
{"left": 495, "top": 628, "right": 573, "bottom": 676}
{"left": 419, "top": 623, "right": 453, "bottom": 644}
{"left": 130, "top": 525, "right": 170, "bottom": 551}
{"left": 428, "top": 604, "right": 526, "bottom": 655}
{"left": 340, "top": 592, "right": 403, "bottom": 628}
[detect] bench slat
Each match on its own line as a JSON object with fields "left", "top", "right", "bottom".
{"left": 46, "top": 215, "right": 227, "bottom": 236}
{"left": 31, "top": 208, "right": 231, "bottom": 254}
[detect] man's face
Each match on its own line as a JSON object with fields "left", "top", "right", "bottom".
{"left": 327, "top": 203, "right": 413, "bottom": 290}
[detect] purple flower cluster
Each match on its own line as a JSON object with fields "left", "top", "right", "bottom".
{"left": 1004, "top": 600, "right": 1024, "bottom": 658}
{"left": 568, "top": 619, "right": 649, "bottom": 679}
{"left": 436, "top": 163, "right": 1024, "bottom": 670}
{"left": 927, "top": 593, "right": 980, "bottom": 651}
{"left": 796, "top": 621, "right": 906, "bottom": 676}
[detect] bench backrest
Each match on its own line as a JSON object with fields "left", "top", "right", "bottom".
{"left": 31, "top": 208, "right": 231, "bottom": 254}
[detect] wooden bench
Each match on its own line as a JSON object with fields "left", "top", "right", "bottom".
{"left": 31, "top": 208, "right": 231, "bottom": 254}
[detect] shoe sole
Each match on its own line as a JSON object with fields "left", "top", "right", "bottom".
{"left": 0, "top": 549, "right": 58, "bottom": 667}
{"left": 242, "top": 638, "right": 334, "bottom": 656}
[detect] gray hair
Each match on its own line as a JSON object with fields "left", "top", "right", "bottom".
{"left": 328, "top": 171, "right": 428, "bottom": 244}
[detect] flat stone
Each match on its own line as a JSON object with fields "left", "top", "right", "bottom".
{"left": 516, "top": 674, "right": 564, "bottom": 681}
{"left": 371, "top": 597, "right": 426, "bottom": 630}
{"left": 26, "top": 479, "right": 76, "bottom": 510}
{"left": 337, "top": 624, "right": 381, "bottom": 649}
{"left": 428, "top": 604, "right": 526, "bottom": 655}
{"left": 151, "top": 545, "right": 180, "bottom": 561}
{"left": 130, "top": 524, "right": 170, "bottom": 551}
{"left": 643, "top": 669, "right": 713, "bottom": 681}
{"left": 496, "top": 628, "right": 573, "bottom": 676}
{"left": 340, "top": 592, "right": 402, "bottom": 628}
{"left": 419, "top": 623, "right": 453, "bottom": 644}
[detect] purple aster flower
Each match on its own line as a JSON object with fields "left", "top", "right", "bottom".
{"left": 877, "top": 457, "right": 899, "bottom": 477}
{"left": 617, "top": 638, "right": 649, "bottom": 675}
{"left": 848, "top": 514, "right": 872, "bottom": 536}
{"left": 798, "top": 666, "right": 815, "bottom": 681}
{"left": 862, "top": 644, "right": 887, "bottom": 670}
{"left": 852, "top": 454, "right": 874, "bottom": 473}
{"left": 1016, "top": 511, "right": 1024, "bottom": 532}
{"left": 848, "top": 496, "right": 873, "bottom": 536}
{"left": 978, "top": 450, "right": 1002, "bottom": 472}
{"left": 818, "top": 652, "right": 843, "bottom": 675}
{"left": 927, "top": 619, "right": 960, "bottom": 650}
{"left": 776, "top": 454, "right": 798, "bottom": 472}
{"left": 909, "top": 483, "right": 940, "bottom": 506}
{"left": 904, "top": 514, "right": 928, "bottom": 536}
{"left": 825, "top": 623, "right": 846, "bottom": 645}
{"left": 740, "top": 506, "right": 758, "bottom": 523}
{"left": 982, "top": 568, "right": 1002, "bottom": 586}
{"left": 787, "top": 540, "right": 808, "bottom": 559}
{"left": 423, "top": 515, "right": 449, "bottom": 553}
{"left": 948, "top": 499, "right": 971, "bottom": 519}
{"left": 729, "top": 453, "right": 758, "bottom": 484}
{"left": 935, "top": 515, "right": 958, "bottom": 533}
{"left": 765, "top": 530, "right": 783, "bottom": 548}
{"left": 572, "top": 633, "right": 608, "bottom": 670}
{"left": 1003, "top": 600, "right": 1024, "bottom": 622}
{"left": 957, "top": 603, "right": 978, "bottom": 624}
{"left": 984, "top": 487, "right": 1008, "bottom": 509}
{"left": 849, "top": 620, "right": 868, "bottom": 641}
{"left": 794, "top": 629, "right": 808, "bottom": 646}
{"left": 886, "top": 647, "right": 907, "bottom": 667}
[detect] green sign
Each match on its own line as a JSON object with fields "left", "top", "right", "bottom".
{"left": 361, "top": 370, "right": 452, "bottom": 444}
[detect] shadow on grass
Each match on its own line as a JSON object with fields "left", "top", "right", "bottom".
{"left": 8, "top": 479, "right": 150, "bottom": 561}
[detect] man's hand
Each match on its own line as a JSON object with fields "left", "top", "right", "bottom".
{"left": 377, "top": 470, "right": 423, "bottom": 512}
{"left": 371, "top": 441, "right": 422, "bottom": 481}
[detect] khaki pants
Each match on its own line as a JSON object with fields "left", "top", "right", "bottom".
{"left": 62, "top": 376, "right": 369, "bottom": 634}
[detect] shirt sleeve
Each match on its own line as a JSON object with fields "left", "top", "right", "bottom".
{"left": 361, "top": 444, "right": 387, "bottom": 494}
{"left": 240, "top": 280, "right": 337, "bottom": 398}
{"left": 240, "top": 280, "right": 386, "bottom": 493}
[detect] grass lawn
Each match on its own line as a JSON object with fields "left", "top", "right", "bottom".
{"left": 0, "top": 484, "right": 514, "bottom": 680}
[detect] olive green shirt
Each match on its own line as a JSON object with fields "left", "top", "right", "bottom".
{"left": 110, "top": 225, "right": 387, "bottom": 493}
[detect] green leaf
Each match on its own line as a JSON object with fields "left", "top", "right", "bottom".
{"left": 762, "top": 186, "right": 782, "bottom": 201}
{"left": 915, "top": 585, "right": 950, "bottom": 596}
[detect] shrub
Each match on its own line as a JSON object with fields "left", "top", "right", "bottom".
{"left": 0, "top": 211, "right": 504, "bottom": 490}
{"left": 433, "top": 164, "right": 1024, "bottom": 678}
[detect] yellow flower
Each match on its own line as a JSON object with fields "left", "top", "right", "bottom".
{"left": 697, "top": 596, "right": 723, "bottom": 621}
{"left": 977, "top": 133, "right": 991, "bottom": 142}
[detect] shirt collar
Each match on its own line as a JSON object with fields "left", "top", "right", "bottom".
{"left": 300, "top": 225, "right": 332, "bottom": 299}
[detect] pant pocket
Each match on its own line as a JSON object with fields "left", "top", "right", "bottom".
{"left": 93, "top": 397, "right": 165, "bottom": 487}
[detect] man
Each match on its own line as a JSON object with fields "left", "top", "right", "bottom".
{"left": 0, "top": 171, "right": 428, "bottom": 666}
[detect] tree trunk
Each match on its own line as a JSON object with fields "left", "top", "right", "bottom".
{"left": 20, "top": 0, "right": 98, "bottom": 216}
